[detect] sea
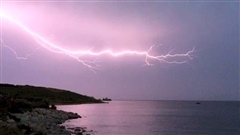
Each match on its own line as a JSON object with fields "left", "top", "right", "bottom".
{"left": 57, "top": 101, "right": 240, "bottom": 135}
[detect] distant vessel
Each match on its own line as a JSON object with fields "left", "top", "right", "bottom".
{"left": 102, "top": 98, "right": 112, "bottom": 101}
{"left": 196, "top": 102, "right": 201, "bottom": 104}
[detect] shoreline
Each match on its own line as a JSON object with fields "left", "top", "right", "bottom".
{"left": 0, "top": 83, "right": 104, "bottom": 135}
{"left": 0, "top": 108, "right": 92, "bottom": 135}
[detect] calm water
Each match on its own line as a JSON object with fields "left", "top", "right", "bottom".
{"left": 57, "top": 101, "right": 240, "bottom": 135}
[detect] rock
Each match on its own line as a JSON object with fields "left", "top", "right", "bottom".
{"left": 8, "top": 113, "right": 21, "bottom": 122}
{"left": 74, "top": 128, "right": 81, "bottom": 132}
{"left": 60, "top": 125, "right": 65, "bottom": 129}
{"left": 7, "top": 119, "right": 15, "bottom": 123}
{"left": 6, "top": 108, "right": 84, "bottom": 135}
{"left": 67, "top": 127, "right": 75, "bottom": 130}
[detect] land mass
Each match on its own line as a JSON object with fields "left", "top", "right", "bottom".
{"left": 0, "top": 83, "right": 103, "bottom": 105}
{"left": 0, "top": 83, "right": 103, "bottom": 135}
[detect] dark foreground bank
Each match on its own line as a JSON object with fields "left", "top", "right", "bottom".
{"left": 0, "top": 84, "right": 103, "bottom": 135}
{"left": 0, "top": 108, "right": 84, "bottom": 135}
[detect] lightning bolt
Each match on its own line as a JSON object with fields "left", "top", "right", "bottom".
{"left": 0, "top": 12, "right": 196, "bottom": 71}
{"left": 1, "top": 39, "right": 42, "bottom": 60}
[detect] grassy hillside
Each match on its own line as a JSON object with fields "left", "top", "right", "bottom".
{"left": 0, "top": 84, "right": 102, "bottom": 104}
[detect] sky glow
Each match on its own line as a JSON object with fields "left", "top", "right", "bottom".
{"left": 0, "top": 1, "right": 238, "bottom": 101}
{"left": 1, "top": 12, "right": 195, "bottom": 71}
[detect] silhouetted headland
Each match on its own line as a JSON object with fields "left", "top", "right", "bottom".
{"left": 0, "top": 83, "right": 103, "bottom": 104}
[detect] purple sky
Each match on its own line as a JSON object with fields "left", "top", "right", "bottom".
{"left": 1, "top": 0, "right": 239, "bottom": 101}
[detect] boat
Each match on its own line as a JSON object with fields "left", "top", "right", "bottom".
{"left": 196, "top": 102, "right": 201, "bottom": 104}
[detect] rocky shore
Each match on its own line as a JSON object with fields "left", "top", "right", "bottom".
{"left": 0, "top": 108, "right": 91, "bottom": 135}
{"left": 0, "top": 84, "right": 102, "bottom": 135}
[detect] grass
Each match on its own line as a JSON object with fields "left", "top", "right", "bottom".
{"left": 0, "top": 84, "right": 102, "bottom": 105}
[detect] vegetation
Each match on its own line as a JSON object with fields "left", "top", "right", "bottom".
{"left": 0, "top": 83, "right": 103, "bottom": 105}
{"left": 0, "top": 84, "right": 103, "bottom": 135}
